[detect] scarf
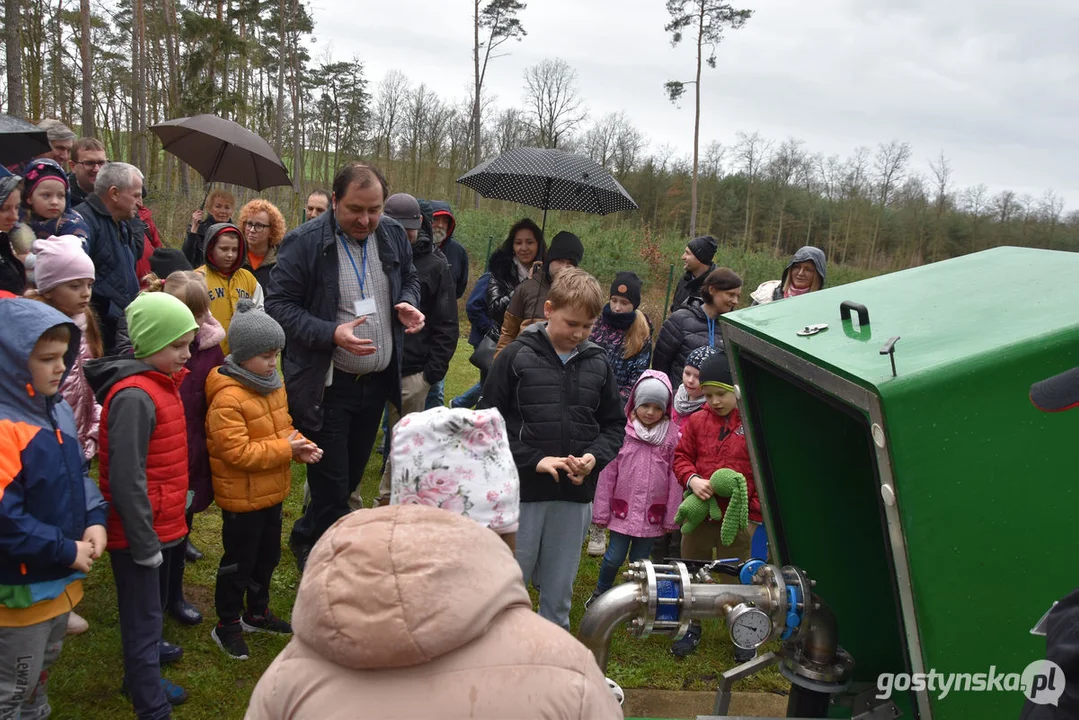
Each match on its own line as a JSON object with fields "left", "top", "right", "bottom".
{"left": 784, "top": 283, "right": 811, "bottom": 299}
{"left": 513, "top": 257, "right": 532, "bottom": 283}
{"left": 674, "top": 384, "right": 706, "bottom": 416}
{"left": 197, "top": 314, "right": 226, "bottom": 351}
{"left": 602, "top": 304, "right": 636, "bottom": 330}
{"left": 218, "top": 355, "right": 282, "bottom": 395}
{"left": 633, "top": 417, "right": 670, "bottom": 446}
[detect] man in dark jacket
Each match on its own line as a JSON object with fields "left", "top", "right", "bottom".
{"left": 67, "top": 137, "right": 107, "bottom": 208}
{"left": 375, "top": 193, "right": 458, "bottom": 503}
{"left": 427, "top": 200, "right": 469, "bottom": 299}
{"left": 266, "top": 162, "right": 423, "bottom": 570}
{"left": 74, "top": 162, "right": 144, "bottom": 354}
{"left": 670, "top": 235, "right": 717, "bottom": 313}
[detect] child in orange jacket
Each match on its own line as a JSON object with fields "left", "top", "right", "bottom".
{"left": 205, "top": 299, "right": 320, "bottom": 661}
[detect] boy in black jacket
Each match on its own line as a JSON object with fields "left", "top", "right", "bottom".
{"left": 480, "top": 267, "right": 624, "bottom": 630}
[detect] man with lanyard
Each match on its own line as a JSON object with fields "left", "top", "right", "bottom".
{"left": 267, "top": 162, "right": 423, "bottom": 571}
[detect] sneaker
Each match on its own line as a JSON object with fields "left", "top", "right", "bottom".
{"left": 211, "top": 622, "right": 250, "bottom": 660}
{"left": 585, "top": 591, "right": 603, "bottom": 610}
{"left": 587, "top": 524, "right": 607, "bottom": 557}
{"left": 66, "top": 611, "right": 89, "bottom": 635}
{"left": 241, "top": 610, "right": 292, "bottom": 635}
{"left": 734, "top": 646, "right": 759, "bottom": 664}
{"left": 121, "top": 677, "right": 188, "bottom": 706}
{"left": 670, "top": 622, "right": 702, "bottom": 658}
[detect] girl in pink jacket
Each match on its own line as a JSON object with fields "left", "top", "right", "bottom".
{"left": 25, "top": 236, "right": 101, "bottom": 460}
{"left": 589, "top": 370, "right": 683, "bottom": 606}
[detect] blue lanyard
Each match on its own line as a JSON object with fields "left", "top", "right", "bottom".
{"left": 707, "top": 317, "right": 716, "bottom": 348}
{"left": 337, "top": 230, "right": 368, "bottom": 299}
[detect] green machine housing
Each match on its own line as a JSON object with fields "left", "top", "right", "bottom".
{"left": 719, "top": 247, "right": 1079, "bottom": 719}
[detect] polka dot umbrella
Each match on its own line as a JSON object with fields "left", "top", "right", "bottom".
{"left": 456, "top": 147, "right": 638, "bottom": 233}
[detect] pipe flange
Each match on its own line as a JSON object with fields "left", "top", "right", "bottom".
{"left": 673, "top": 561, "right": 693, "bottom": 641}
{"left": 780, "top": 643, "right": 854, "bottom": 686}
{"left": 778, "top": 658, "right": 854, "bottom": 695}
{"left": 640, "top": 560, "right": 659, "bottom": 636}
{"left": 781, "top": 565, "right": 811, "bottom": 642}
{"left": 760, "top": 564, "right": 787, "bottom": 642}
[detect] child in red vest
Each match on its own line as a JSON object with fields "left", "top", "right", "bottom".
{"left": 85, "top": 292, "right": 199, "bottom": 714}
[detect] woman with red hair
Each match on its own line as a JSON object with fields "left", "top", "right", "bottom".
{"left": 238, "top": 199, "right": 287, "bottom": 290}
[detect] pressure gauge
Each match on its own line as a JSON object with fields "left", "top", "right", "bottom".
{"left": 728, "top": 604, "right": 772, "bottom": 650}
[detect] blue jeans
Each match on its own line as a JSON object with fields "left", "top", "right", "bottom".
{"left": 424, "top": 378, "right": 445, "bottom": 409}
{"left": 452, "top": 381, "right": 483, "bottom": 409}
{"left": 596, "top": 531, "right": 656, "bottom": 594}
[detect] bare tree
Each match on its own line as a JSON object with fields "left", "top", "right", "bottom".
{"left": 472, "top": 0, "right": 527, "bottom": 207}
{"left": 522, "top": 58, "right": 587, "bottom": 149}
{"left": 867, "top": 140, "right": 912, "bottom": 266}
{"left": 1039, "top": 189, "right": 1065, "bottom": 248}
{"left": 491, "top": 106, "right": 527, "bottom": 153}
{"left": 735, "top": 131, "right": 770, "bottom": 251}
{"left": 583, "top": 112, "right": 635, "bottom": 169}
{"left": 372, "top": 70, "right": 410, "bottom": 168}
{"left": 839, "top": 147, "right": 870, "bottom": 264}
{"left": 992, "top": 190, "right": 1017, "bottom": 225}
{"left": 664, "top": 0, "right": 752, "bottom": 237}
{"left": 962, "top": 184, "right": 989, "bottom": 252}
{"left": 767, "top": 137, "right": 805, "bottom": 253}
{"left": 5, "top": 0, "right": 23, "bottom": 117}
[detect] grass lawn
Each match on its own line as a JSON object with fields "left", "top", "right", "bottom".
{"left": 48, "top": 337, "right": 790, "bottom": 719}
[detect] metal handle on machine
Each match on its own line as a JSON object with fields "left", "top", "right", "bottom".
{"left": 839, "top": 301, "right": 870, "bottom": 327}
{"left": 880, "top": 336, "right": 901, "bottom": 377}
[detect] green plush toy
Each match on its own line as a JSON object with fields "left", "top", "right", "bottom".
{"left": 674, "top": 468, "right": 749, "bottom": 546}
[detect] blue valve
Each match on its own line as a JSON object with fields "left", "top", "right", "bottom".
{"left": 656, "top": 578, "right": 681, "bottom": 622}
{"left": 781, "top": 584, "right": 804, "bottom": 640}
{"left": 740, "top": 559, "right": 766, "bottom": 585}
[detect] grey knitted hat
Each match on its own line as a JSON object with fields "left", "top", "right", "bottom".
{"left": 634, "top": 377, "right": 670, "bottom": 411}
{"left": 228, "top": 299, "right": 285, "bottom": 363}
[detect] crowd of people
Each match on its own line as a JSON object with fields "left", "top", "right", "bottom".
{"left": 0, "top": 118, "right": 832, "bottom": 719}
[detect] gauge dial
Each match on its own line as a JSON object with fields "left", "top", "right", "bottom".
{"left": 729, "top": 605, "right": 772, "bottom": 650}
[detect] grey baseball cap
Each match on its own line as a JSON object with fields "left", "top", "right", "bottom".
{"left": 384, "top": 193, "right": 423, "bottom": 230}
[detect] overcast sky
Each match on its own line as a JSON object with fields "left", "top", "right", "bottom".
{"left": 308, "top": 0, "right": 1079, "bottom": 210}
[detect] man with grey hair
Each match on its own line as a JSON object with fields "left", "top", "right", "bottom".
{"left": 74, "top": 162, "right": 144, "bottom": 353}
{"left": 34, "top": 119, "right": 76, "bottom": 167}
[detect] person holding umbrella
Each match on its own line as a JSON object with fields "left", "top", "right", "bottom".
{"left": 265, "top": 162, "right": 424, "bottom": 572}
{"left": 183, "top": 189, "right": 235, "bottom": 269}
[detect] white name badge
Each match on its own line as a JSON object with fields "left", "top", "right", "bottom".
{"left": 354, "top": 298, "right": 377, "bottom": 317}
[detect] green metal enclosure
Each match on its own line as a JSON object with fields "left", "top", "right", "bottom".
{"left": 720, "top": 247, "right": 1079, "bottom": 719}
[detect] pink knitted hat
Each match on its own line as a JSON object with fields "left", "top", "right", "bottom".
{"left": 29, "top": 236, "right": 95, "bottom": 292}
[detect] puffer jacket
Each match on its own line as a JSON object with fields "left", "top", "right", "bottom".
{"left": 652, "top": 297, "right": 721, "bottom": 389}
{"left": 59, "top": 312, "right": 100, "bottom": 460}
{"left": 479, "top": 326, "right": 625, "bottom": 504}
{"left": 400, "top": 224, "right": 459, "bottom": 385}
{"left": 494, "top": 270, "right": 552, "bottom": 355}
{"left": 179, "top": 314, "right": 226, "bottom": 513}
{"left": 592, "top": 371, "right": 682, "bottom": 538}
{"left": 750, "top": 246, "right": 828, "bottom": 306}
{"left": 673, "top": 406, "right": 761, "bottom": 523}
{"left": 428, "top": 201, "right": 469, "bottom": 299}
{"left": 266, "top": 209, "right": 420, "bottom": 431}
{"left": 0, "top": 229, "right": 26, "bottom": 296}
{"left": 244, "top": 504, "right": 622, "bottom": 720}
{"left": 0, "top": 300, "right": 107, "bottom": 602}
{"left": 23, "top": 208, "right": 91, "bottom": 242}
{"left": 589, "top": 306, "right": 653, "bottom": 404}
{"left": 466, "top": 271, "right": 498, "bottom": 347}
{"left": 205, "top": 369, "right": 296, "bottom": 513}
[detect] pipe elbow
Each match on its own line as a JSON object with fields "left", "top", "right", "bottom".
{"left": 578, "top": 582, "right": 641, "bottom": 674}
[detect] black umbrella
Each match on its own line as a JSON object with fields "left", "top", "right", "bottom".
{"left": 0, "top": 115, "right": 51, "bottom": 167}
{"left": 456, "top": 147, "right": 638, "bottom": 232}
{"left": 150, "top": 114, "right": 291, "bottom": 192}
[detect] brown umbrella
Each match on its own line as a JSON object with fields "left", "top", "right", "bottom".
{"left": 150, "top": 114, "right": 291, "bottom": 191}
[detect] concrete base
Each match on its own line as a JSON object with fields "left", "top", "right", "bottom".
{"left": 623, "top": 688, "right": 788, "bottom": 719}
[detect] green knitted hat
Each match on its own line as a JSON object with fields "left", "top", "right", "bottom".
{"left": 125, "top": 292, "right": 198, "bottom": 359}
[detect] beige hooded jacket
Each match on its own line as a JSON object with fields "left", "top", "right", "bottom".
{"left": 245, "top": 504, "right": 623, "bottom": 720}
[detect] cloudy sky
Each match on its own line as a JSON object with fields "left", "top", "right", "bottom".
{"left": 309, "top": 0, "right": 1079, "bottom": 209}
